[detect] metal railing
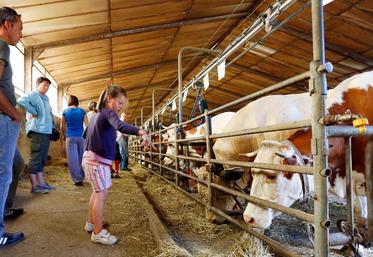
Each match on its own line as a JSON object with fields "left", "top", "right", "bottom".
{"left": 128, "top": 1, "right": 373, "bottom": 256}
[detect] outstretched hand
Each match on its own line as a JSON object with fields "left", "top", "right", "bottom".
{"left": 141, "top": 133, "right": 157, "bottom": 151}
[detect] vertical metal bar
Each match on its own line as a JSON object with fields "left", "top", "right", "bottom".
{"left": 204, "top": 110, "right": 213, "bottom": 209}
{"left": 158, "top": 129, "right": 162, "bottom": 175}
{"left": 366, "top": 139, "right": 373, "bottom": 242}
{"left": 174, "top": 125, "right": 179, "bottom": 186}
{"left": 152, "top": 90, "right": 155, "bottom": 133}
{"left": 311, "top": 0, "right": 329, "bottom": 256}
{"left": 345, "top": 137, "right": 354, "bottom": 230}
{"left": 178, "top": 47, "right": 220, "bottom": 125}
{"left": 141, "top": 108, "right": 144, "bottom": 128}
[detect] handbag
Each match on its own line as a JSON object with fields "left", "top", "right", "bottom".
{"left": 50, "top": 127, "right": 60, "bottom": 141}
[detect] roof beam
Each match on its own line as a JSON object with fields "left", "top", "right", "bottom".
{"left": 278, "top": 23, "right": 373, "bottom": 67}
{"left": 33, "top": 12, "right": 251, "bottom": 50}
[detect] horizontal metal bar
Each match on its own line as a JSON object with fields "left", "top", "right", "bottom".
{"left": 211, "top": 182, "right": 314, "bottom": 223}
{"left": 209, "top": 120, "right": 311, "bottom": 140}
{"left": 327, "top": 126, "right": 373, "bottom": 137}
{"left": 211, "top": 159, "right": 314, "bottom": 175}
{"left": 177, "top": 155, "right": 207, "bottom": 163}
{"left": 176, "top": 136, "right": 206, "bottom": 143}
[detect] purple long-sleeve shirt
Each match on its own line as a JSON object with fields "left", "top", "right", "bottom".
{"left": 84, "top": 108, "right": 140, "bottom": 160}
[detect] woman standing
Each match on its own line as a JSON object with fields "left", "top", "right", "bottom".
{"left": 61, "top": 95, "right": 88, "bottom": 186}
{"left": 17, "top": 77, "right": 55, "bottom": 194}
{"left": 86, "top": 101, "right": 97, "bottom": 123}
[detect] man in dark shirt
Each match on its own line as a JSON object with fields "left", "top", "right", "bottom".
{"left": 0, "top": 6, "right": 24, "bottom": 247}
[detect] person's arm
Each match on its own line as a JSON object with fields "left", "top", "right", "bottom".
{"left": 17, "top": 92, "right": 38, "bottom": 116}
{"left": 60, "top": 115, "right": 66, "bottom": 141}
{"left": 0, "top": 61, "right": 20, "bottom": 122}
{"left": 106, "top": 110, "right": 154, "bottom": 148}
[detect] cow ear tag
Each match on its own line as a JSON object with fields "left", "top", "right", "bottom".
{"left": 352, "top": 118, "right": 369, "bottom": 133}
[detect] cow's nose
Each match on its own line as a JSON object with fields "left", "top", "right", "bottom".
{"left": 244, "top": 215, "right": 255, "bottom": 225}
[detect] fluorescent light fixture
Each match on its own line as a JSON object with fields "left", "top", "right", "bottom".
{"left": 182, "top": 89, "right": 188, "bottom": 102}
{"left": 171, "top": 100, "right": 177, "bottom": 111}
{"left": 203, "top": 74, "right": 209, "bottom": 90}
{"left": 217, "top": 60, "right": 225, "bottom": 80}
{"left": 323, "top": 0, "right": 334, "bottom": 6}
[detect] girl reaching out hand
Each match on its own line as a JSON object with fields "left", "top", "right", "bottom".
{"left": 82, "top": 84, "right": 152, "bottom": 245}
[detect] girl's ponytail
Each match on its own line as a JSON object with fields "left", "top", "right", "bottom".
{"left": 97, "top": 88, "right": 108, "bottom": 111}
{"left": 97, "top": 84, "right": 127, "bottom": 111}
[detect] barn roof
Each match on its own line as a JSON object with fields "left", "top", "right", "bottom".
{"left": 7, "top": 0, "right": 373, "bottom": 124}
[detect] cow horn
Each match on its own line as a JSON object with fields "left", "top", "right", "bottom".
{"left": 239, "top": 150, "right": 259, "bottom": 158}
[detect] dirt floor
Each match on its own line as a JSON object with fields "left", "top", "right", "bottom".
{"left": 1, "top": 159, "right": 159, "bottom": 257}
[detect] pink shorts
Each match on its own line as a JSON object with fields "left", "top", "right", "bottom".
{"left": 82, "top": 156, "right": 112, "bottom": 192}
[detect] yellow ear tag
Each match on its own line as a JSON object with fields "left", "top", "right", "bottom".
{"left": 352, "top": 118, "right": 369, "bottom": 134}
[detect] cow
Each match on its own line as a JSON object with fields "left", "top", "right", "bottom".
{"left": 162, "top": 111, "right": 235, "bottom": 167}
{"left": 241, "top": 71, "right": 373, "bottom": 231}
{"left": 209, "top": 91, "right": 314, "bottom": 223}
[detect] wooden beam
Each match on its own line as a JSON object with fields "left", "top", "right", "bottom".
{"left": 33, "top": 12, "right": 250, "bottom": 50}
{"left": 63, "top": 57, "right": 198, "bottom": 89}
{"left": 230, "top": 63, "right": 308, "bottom": 91}
{"left": 278, "top": 22, "right": 373, "bottom": 67}
{"left": 24, "top": 47, "right": 33, "bottom": 93}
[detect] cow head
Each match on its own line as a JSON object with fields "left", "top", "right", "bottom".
{"left": 241, "top": 140, "right": 307, "bottom": 229}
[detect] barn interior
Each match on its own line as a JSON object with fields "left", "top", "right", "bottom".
{"left": 8, "top": 0, "right": 372, "bottom": 125}
{"left": 3, "top": 1, "right": 373, "bottom": 257}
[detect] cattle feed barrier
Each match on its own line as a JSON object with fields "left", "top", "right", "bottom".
{"left": 129, "top": 0, "right": 373, "bottom": 256}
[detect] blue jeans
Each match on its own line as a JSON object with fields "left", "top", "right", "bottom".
{"left": 5, "top": 148, "right": 24, "bottom": 213}
{"left": 66, "top": 136, "right": 85, "bottom": 183}
{"left": 117, "top": 137, "right": 128, "bottom": 170}
{"left": 0, "top": 114, "right": 20, "bottom": 236}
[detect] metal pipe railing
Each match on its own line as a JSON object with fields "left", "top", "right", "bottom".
{"left": 152, "top": 88, "right": 177, "bottom": 132}
{"left": 310, "top": 0, "right": 329, "bottom": 255}
{"left": 150, "top": 0, "right": 298, "bottom": 120}
{"left": 134, "top": 157, "right": 304, "bottom": 257}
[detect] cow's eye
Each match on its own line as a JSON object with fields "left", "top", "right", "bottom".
{"left": 266, "top": 175, "right": 277, "bottom": 180}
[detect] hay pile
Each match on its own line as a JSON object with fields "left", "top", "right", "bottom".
{"left": 227, "top": 232, "right": 273, "bottom": 257}
{"left": 143, "top": 175, "right": 231, "bottom": 241}
{"left": 130, "top": 162, "right": 273, "bottom": 257}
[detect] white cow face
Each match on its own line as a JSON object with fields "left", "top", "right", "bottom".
{"left": 242, "top": 140, "right": 304, "bottom": 229}
{"left": 162, "top": 124, "right": 177, "bottom": 166}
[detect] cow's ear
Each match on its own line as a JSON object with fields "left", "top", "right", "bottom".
{"left": 239, "top": 150, "right": 258, "bottom": 159}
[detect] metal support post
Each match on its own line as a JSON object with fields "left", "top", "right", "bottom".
{"left": 152, "top": 88, "right": 176, "bottom": 133}
{"left": 311, "top": 0, "right": 329, "bottom": 256}
{"left": 345, "top": 137, "right": 354, "bottom": 230}
{"left": 178, "top": 47, "right": 220, "bottom": 125}
{"left": 366, "top": 138, "right": 373, "bottom": 244}
{"left": 174, "top": 125, "right": 179, "bottom": 186}
{"left": 204, "top": 110, "right": 213, "bottom": 210}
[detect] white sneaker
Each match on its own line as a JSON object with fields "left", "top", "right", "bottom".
{"left": 85, "top": 222, "right": 94, "bottom": 232}
{"left": 91, "top": 229, "right": 118, "bottom": 245}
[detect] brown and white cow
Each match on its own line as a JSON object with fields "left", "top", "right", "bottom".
{"left": 209, "top": 90, "right": 314, "bottom": 223}
{"left": 162, "top": 111, "right": 235, "bottom": 167}
{"left": 242, "top": 71, "right": 373, "bottom": 230}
